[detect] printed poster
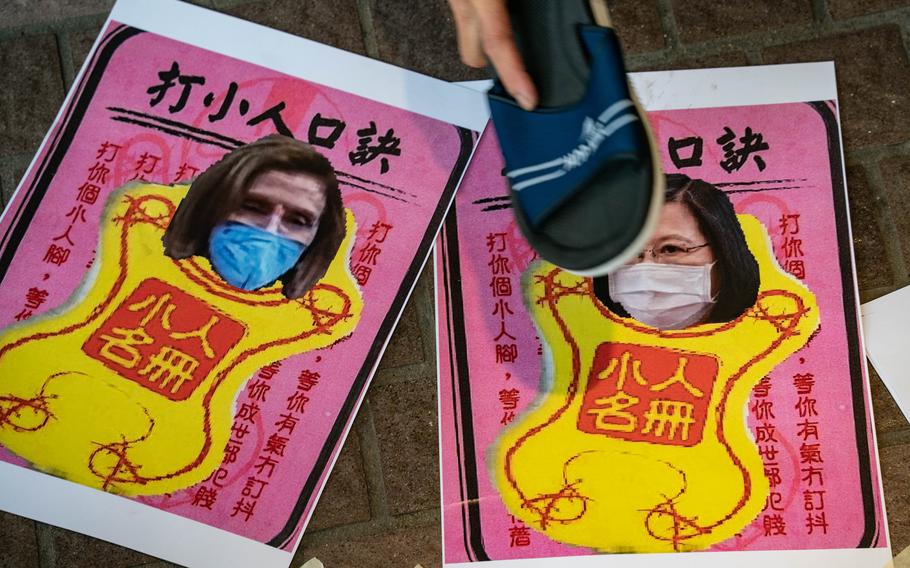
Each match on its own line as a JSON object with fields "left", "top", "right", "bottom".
{"left": 0, "top": 1, "right": 487, "bottom": 567}
{"left": 437, "top": 64, "right": 891, "bottom": 567}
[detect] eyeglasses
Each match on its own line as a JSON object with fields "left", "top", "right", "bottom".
{"left": 633, "top": 242, "right": 710, "bottom": 263}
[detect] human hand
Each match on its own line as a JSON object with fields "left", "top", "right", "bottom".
{"left": 447, "top": 0, "right": 538, "bottom": 110}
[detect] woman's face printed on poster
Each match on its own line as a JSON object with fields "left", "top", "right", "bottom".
{"left": 227, "top": 170, "right": 326, "bottom": 247}
{"left": 594, "top": 174, "right": 760, "bottom": 330}
{"left": 163, "top": 135, "right": 346, "bottom": 299}
{"left": 209, "top": 170, "right": 327, "bottom": 292}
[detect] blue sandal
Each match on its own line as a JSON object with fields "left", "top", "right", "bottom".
{"left": 487, "top": 0, "right": 663, "bottom": 276}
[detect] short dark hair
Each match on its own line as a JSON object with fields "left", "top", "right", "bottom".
{"left": 593, "top": 174, "right": 760, "bottom": 323}
{"left": 163, "top": 135, "right": 344, "bottom": 299}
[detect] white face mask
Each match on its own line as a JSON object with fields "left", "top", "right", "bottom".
{"left": 608, "top": 263, "right": 716, "bottom": 330}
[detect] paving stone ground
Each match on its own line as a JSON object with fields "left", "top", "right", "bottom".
{"left": 1, "top": 1, "right": 910, "bottom": 567}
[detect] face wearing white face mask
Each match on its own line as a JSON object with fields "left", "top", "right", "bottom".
{"left": 608, "top": 262, "right": 717, "bottom": 330}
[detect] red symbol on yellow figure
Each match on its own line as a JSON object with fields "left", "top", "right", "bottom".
{"left": 83, "top": 278, "right": 245, "bottom": 400}
{"left": 577, "top": 343, "right": 718, "bottom": 446}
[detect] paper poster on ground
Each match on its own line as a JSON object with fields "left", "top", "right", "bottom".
{"left": 437, "top": 63, "right": 890, "bottom": 568}
{"left": 0, "top": 1, "right": 486, "bottom": 567}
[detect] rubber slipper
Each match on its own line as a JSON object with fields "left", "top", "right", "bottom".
{"left": 487, "top": 0, "right": 664, "bottom": 276}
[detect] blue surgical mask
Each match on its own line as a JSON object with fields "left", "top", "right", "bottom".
{"left": 208, "top": 222, "right": 306, "bottom": 291}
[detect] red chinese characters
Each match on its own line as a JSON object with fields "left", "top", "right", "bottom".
{"left": 42, "top": 141, "right": 122, "bottom": 270}
{"left": 14, "top": 287, "right": 48, "bottom": 321}
{"left": 192, "top": 360, "right": 283, "bottom": 512}
{"left": 82, "top": 278, "right": 245, "bottom": 400}
{"left": 286, "top": 368, "right": 319, "bottom": 413}
{"left": 499, "top": 386, "right": 519, "bottom": 426}
{"left": 351, "top": 221, "right": 393, "bottom": 286}
{"left": 793, "top": 371, "right": 827, "bottom": 535}
{"left": 226, "top": 364, "right": 320, "bottom": 521}
{"left": 131, "top": 151, "right": 162, "bottom": 181}
{"left": 485, "top": 231, "right": 523, "bottom": 427}
{"left": 173, "top": 162, "right": 200, "bottom": 183}
{"left": 778, "top": 213, "right": 805, "bottom": 280}
{"left": 577, "top": 343, "right": 718, "bottom": 446}
{"left": 753, "top": 375, "right": 787, "bottom": 536}
{"left": 508, "top": 516, "right": 531, "bottom": 547}
{"left": 486, "top": 232, "right": 518, "bottom": 368}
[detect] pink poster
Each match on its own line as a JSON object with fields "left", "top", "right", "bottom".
{"left": 0, "top": 2, "right": 486, "bottom": 567}
{"left": 437, "top": 67, "right": 890, "bottom": 567}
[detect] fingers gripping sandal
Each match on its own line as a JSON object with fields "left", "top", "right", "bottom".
{"left": 487, "top": 0, "right": 663, "bottom": 276}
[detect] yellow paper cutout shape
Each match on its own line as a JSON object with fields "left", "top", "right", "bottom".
{"left": 0, "top": 183, "right": 363, "bottom": 495}
{"left": 492, "top": 214, "right": 818, "bottom": 552}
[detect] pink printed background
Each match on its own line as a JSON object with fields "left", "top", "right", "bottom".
{"left": 0, "top": 23, "right": 471, "bottom": 547}
{"left": 438, "top": 102, "right": 887, "bottom": 562}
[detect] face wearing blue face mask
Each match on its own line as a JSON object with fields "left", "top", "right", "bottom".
{"left": 208, "top": 222, "right": 306, "bottom": 291}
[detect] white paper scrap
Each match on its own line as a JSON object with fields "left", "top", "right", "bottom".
{"left": 862, "top": 284, "right": 910, "bottom": 422}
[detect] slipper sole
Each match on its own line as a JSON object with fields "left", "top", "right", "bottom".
{"left": 488, "top": 6, "right": 663, "bottom": 276}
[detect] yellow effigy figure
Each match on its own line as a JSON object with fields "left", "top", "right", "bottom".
{"left": 0, "top": 137, "right": 363, "bottom": 496}
{"left": 492, "top": 176, "right": 819, "bottom": 553}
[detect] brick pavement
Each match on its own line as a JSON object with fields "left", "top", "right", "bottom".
{"left": 0, "top": 1, "right": 909, "bottom": 567}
